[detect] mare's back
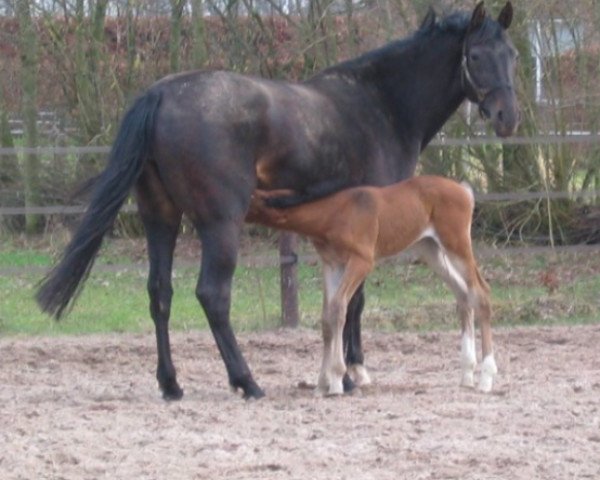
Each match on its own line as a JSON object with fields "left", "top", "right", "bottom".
{"left": 150, "top": 69, "right": 404, "bottom": 194}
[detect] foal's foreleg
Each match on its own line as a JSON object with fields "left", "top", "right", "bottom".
{"left": 320, "top": 259, "right": 372, "bottom": 396}
{"left": 318, "top": 263, "right": 343, "bottom": 395}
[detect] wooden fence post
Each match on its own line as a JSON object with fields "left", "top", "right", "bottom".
{"left": 279, "top": 232, "right": 299, "bottom": 328}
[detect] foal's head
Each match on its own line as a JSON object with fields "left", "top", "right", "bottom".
{"left": 461, "top": 2, "right": 520, "bottom": 137}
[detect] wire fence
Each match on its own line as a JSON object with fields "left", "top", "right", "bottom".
{"left": 1, "top": 135, "right": 599, "bottom": 247}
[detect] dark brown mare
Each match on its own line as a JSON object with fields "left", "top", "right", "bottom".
{"left": 36, "top": 2, "right": 519, "bottom": 400}
{"left": 247, "top": 176, "right": 494, "bottom": 395}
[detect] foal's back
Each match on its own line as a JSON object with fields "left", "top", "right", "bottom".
{"left": 248, "top": 175, "right": 474, "bottom": 262}
{"left": 371, "top": 176, "right": 474, "bottom": 259}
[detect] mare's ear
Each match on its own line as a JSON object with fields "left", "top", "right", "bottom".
{"left": 497, "top": 2, "right": 513, "bottom": 29}
{"left": 419, "top": 7, "right": 436, "bottom": 30}
{"left": 468, "top": 1, "right": 486, "bottom": 33}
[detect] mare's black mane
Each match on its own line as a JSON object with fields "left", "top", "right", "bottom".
{"left": 319, "top": 11, "right": 502, "bottom": 80}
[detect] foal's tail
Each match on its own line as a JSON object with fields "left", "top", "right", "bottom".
{"left": 36, "top": 90, "right": 162, "bottom": 319}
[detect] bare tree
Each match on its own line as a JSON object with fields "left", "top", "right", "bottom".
{"left": 16, "top": 0, "right": 42, "bottom": 233}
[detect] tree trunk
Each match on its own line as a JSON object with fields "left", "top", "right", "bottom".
{"left": 501, "top": 2, "right": 538, "bottom": 192}
{"left": 0, "top": 83, "right": 23, "bottom": 232}
{"left": 16, "top": 0, "right": 42, "bottom": 234}
{"left": 74, "top": 0, "right": 109, "bottom": 181}
{"left": 191, "top": 0, "right": 207, "bottom": 69}
{"left": 170, "top": 0, "right": 186, "bottom": 72}
{"left": 279, "top": 232, "right": 299, "bottom": 328}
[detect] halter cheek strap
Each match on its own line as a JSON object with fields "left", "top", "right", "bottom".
{"left": 461, "top": 41, "right": 487, "bottom": 104}
{"left": 461, "top": 54, "right": 486, "bottom": 103}
{"left": 460, "top": 40, "right": 513, "bottom": 107}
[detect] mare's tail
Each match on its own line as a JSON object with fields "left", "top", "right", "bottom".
{"left": 36, "top": 90, "right": 162, "bottom": 319}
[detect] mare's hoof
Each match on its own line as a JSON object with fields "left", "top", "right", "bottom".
{"left": 234, "top": 379, "right": 265, "bottom": 400}
{"left": 243, "top": 387, "right": 266, "bottom": 400}
{"left": 162, "top": 384, "right": 184, "bottom": 401}
{"left": 343, "top": 374, "right": 356, "bottom": 393}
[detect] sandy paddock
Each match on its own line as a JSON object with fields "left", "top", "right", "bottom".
{"left": 1, "top": 324, "right": 600, "bottom": 479}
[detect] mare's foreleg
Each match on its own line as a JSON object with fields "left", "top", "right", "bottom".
{"left": 196, "top": 222, "right": 264, "bottom": 399}
{"left": 344, "top": 284, "right": 371, "bottom": 387}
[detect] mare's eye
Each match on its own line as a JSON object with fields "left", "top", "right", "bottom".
{"left": 470, "top": 53, "right": 480, "bottom": 62}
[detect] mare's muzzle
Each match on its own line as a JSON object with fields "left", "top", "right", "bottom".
{"left": 478, "top": 87, "right": 520, "bottom": 138}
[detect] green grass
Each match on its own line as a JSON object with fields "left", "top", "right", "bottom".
{"left": 0, "top": 249, "right": 52, "bottom": 267}
{"left": 0, "top": 241, "right": 599, "bottom": 336}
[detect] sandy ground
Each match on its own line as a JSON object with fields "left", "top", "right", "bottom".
{"left": 1, "top": 324, "right": 600, "bottom": 479}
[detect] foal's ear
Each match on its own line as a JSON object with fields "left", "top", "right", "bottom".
{"left": 419, "top": 7, "right": 436, "bottom": 30}
{"left": 497, "top": 2, "right": 513, "bottom": 29}
{"left": 468, "top": 1, "right": 486, "bottom": 32}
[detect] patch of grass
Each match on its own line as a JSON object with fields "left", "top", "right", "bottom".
{"left": 0, "top": 242, "right": 598, "bottom": 336}
{"left": 0, "top": 248, "right": 52, "bottom": 268}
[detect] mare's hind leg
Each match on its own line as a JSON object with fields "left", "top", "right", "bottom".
{"left": 196, "top": 221, "right": 264, "bottom": 399}
{"left": 145, "top": 219, "right": 183, "bottom": 399}
{"left": 344, "top": 284, "right": 371, "bottom": 388}
{"left": 137, "top": 169, "right": 184, "bottom": 400}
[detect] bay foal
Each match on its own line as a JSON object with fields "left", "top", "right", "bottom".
{"left": 247, "top": 175, "right": 496, "bottom": 395}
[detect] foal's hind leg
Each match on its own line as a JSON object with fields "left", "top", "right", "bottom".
{"left": 196, "top": 221, "right": 264, "bottom": 399}
{"left": 474, "top": 276, "right": 496, "bottom": 392}
{"left": 416, "top": 239, "right": 477, "bottom": 389}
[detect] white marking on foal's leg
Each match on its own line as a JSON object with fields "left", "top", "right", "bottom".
{"left": 328, "top": 375, "right": 345, "bottom": 396}
{"left": 315, "top": 370, "right": 344, "bottom": 397}
{"left": 316, "top": 369, "right": 329, "bottom": 395}
{"left": 460, "top": 330, "right": 477, "bottom": 388}
{"left": 478, "top": 354, "right": 497, "bottom": 393}
{"left": 347, "top": 364, "right": 372, "bottom": 386}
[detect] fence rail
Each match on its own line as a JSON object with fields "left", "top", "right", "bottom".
{"left": 1, "top": 189, "right": 599, "bottom": 216}
{"left": 3, "top": 134, "right": 600, "bottom": 156}
{"left": 1, "top": 135, "right": 598, "bottom": 215}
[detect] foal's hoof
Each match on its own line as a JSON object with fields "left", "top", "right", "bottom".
{"left": 477, "top": 375, "right": 494, "bottom": 393}
{"left": 460, "top": 371, "right": 475, "bottom": 389}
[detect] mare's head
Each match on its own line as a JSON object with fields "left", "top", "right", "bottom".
{"left": 460, "top": 2, "right": 519, "bottom": 137}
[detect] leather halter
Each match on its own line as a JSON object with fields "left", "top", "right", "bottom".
{"left": 460, "top": 40, "right": 513, "bottom": 108}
